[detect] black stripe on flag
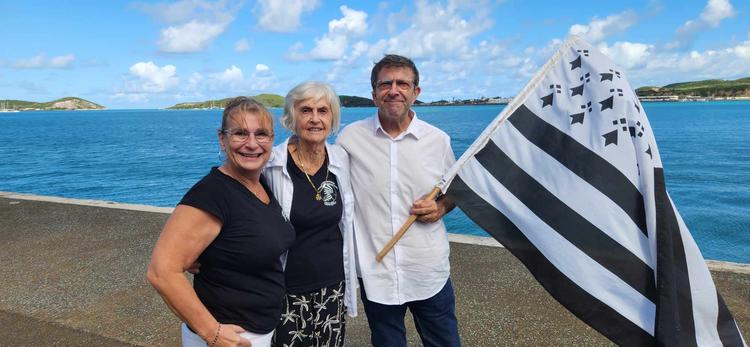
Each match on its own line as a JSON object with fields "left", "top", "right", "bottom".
{"left": 716, "top": 291, "right": 745, "bottom": 346}
{"left": 475, "top": 140, "right": 656, "bottom": 301}
{"left": 508, "top": 104, "right": 648, "bottom": 236}
{"left": 448, "top": 175, "right": 655, "bottom": 346}
{"left": 654, "top": 167, "right": 697, "bottom": 347}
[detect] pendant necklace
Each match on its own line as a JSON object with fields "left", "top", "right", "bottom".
{"left": 298, "top": 154, "right": 328, "bottom": 201}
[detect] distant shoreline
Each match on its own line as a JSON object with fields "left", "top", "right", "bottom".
{"left": 163, "top": 99, "right": 750, "bottom": 110}
{"left": 639, "top": 96, "right": 750, "bottom": 102}
{"left": 3, "top": 98, "right": 750, "bottom": 111}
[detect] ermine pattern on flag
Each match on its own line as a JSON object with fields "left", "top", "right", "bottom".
{"left": 440, "top": 36, "right": 746, "bottom": 346}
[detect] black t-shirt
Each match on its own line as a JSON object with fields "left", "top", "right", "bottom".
{"left": 284, "top": 151, "right": 345, "bottom": 294}
{"left": 179, "top": 167, "right": 295, "bottom": 333}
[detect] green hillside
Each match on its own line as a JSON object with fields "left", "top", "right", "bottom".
{"left": 252, "top": 94, "right": 284, "bottom": 107}
{"left": 169, "top": 94, "right": 378, "bottom": 109}
{"left": 340, "top": 95, "right": 374, "bottom": 107}
{"left": 167, "top": 98, "right": 233, "bottom": 110}
{"left": 636, "top": 77, "right": 750, "bottom": 98}
{"left": 167, "top": 94, "right": 284, "bottom": 109}
{"left": 0, "top": 97, "right": 104, "bottom": 110}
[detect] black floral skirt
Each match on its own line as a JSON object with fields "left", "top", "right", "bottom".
{"left": 273, "top": 281, "right": 347, "bottom": 347}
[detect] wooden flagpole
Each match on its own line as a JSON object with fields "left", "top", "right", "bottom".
{"left": 375, "top": 186, "right": 441, "bottom": 262}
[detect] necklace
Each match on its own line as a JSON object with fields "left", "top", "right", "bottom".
{"left": 296, "top": 153, "right": 329, "bottom": 201}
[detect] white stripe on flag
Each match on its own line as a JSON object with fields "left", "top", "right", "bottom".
{"left": 672, "top": 195, "right": 722, "bottom": 345}
{"left": 458, "top": 156, "right": 656, "bottom": 333}
{"left": 492, "top": 120, "right": 654, "bottom": 267}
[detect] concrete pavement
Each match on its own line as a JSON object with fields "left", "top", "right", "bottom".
{"left": 1, "top": 192, "right": 747, "bottom": 346}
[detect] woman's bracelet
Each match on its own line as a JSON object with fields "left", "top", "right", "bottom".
{"left": 207, "top": 324, "right": 221, "bottom": 347}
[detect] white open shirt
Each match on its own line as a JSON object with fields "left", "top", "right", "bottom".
{"left": 336, "top": 112, "right": 456, "bottom": 305}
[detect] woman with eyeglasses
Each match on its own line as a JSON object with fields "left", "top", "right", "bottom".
{"left": 147, "top": 97, "right": 295, "bottom": 347}
{"left": 264, "top": 81, "right": 357, "bottom": 347}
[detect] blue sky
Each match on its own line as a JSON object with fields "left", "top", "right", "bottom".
{"left": 1, "top": 0, "right": 749, "bottom": 109}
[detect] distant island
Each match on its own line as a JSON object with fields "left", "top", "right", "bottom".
{"left": 166, "top": 94, "right": 371, "bottom": 109}
{"left": 5, "top": 77, "right": 746, "bottom": 112}
{"left": 158, "top": 77, "right": 750, "bottom": 109}
{"left": 167, "top": 94, "right": 285, "bottom": 109}
{"left": 0, "top": 97, "right": 104, "bottom": 111}
{"left": 166, "top": 94, "right": 512, "bottom": 109}
{"left": 636, "top": 77, "right": 750, "bottom": 101}
{"left": 418, "top": 96, "right": 511, "bottom": 106}
{"left": 340, "top": 95, "right": 375, "bottom": 107}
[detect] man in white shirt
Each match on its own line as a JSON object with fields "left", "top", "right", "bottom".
{"left": 336, "top": 54, "right": 460, "bottom": 347}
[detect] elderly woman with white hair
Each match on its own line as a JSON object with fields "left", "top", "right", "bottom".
{"left": 264, "top": 81, "right": 357, "bottom": 347}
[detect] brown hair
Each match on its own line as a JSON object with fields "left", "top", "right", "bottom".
{"left": 221, "top": 96, "right": 274, "bottom": 131}
{"left": 370, "top": 54, "right": 419, "bottom": 90}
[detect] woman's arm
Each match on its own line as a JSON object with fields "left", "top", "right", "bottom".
{"left": 147, "top": 205, "right": 249, "bottom": 346}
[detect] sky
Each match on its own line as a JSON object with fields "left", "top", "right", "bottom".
{"left": 1, "top": 0, "right": 749, "bottom": 109}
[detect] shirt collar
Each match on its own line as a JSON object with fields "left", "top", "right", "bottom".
{"left": 267, "top": 137, "right": 290, "bottom": 168}
{"left": 371, "top": 109, "right": 424, "bottom": 140}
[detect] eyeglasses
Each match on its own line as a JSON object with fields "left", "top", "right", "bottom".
{"left": 375, "top": 79, "right": 415, "bottom": 92}
{"left": 221, "top": 128, "right": 274, "bottom": 143}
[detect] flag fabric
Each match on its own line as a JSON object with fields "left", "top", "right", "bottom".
{"left": 439, "top": 35, "right": 746, "bottom": 346}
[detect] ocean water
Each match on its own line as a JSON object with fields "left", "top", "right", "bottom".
{"left": 0, "top": 102, "right": 748, "bottom": 263}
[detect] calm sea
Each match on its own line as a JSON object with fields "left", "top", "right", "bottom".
{"left": 0, "top": 102, "right": 748, "bottom": 263}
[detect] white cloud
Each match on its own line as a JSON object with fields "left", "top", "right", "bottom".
{"left": 700, "top": 0, "right": 735, "bottom": 26}
{"left": 254, "top": 0, "right": 319, "bottom": 33}
{"left": 669, "top": 0, "right": 735, "bottom": 50}
{"left": 329, "top": 5, "right": 368, "bottom": 36}
{"left": 289, "top": 5, "right": 368, "bottom": 61}
{"left": 568, "top": 10, "right": 638, "bottom": 44}
{"left": 597, "top": 41, "right": 653, "bottom": 69}
{"left": 235, "top": 38, "right": 250, "bottom": 52}
{"left": 615, "top": 45, "right": 750, "bottom": 88}
{"left": 325, "top": 40, "right": 369, "bottom": 82}
{"left": 143, "top": 1, "right": 236, "bottom": 53}
{"left": 367, "top": 0, "right": 492, "bottom": 60}
{"left": 215, "top": 65, "right": 244, "bottom": 83}
{"left": 318, "top": 1, "right": 521, "bottom": 100}
{"left": 308, "top": 35, "right": 349, "bottom": 60}
{"left": 158, "top": 18, "right": 232, "bottom": 53}
{"left": 12, "top": 54, "right": 75, "bottom": 69}
{"left": 732, "top": 40, "right": 750, "bottom": 59}
{"left": 195, "top": 64, "right": 278, "bottom": 94}
{"left": 125, "top": 61, "right": 179, "bottom": 93}
{"left": 49, "top": 54, "right": 76, "bottom": 68}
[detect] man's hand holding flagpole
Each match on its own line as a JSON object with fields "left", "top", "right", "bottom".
{"left": 376, "top": 187, "right": 442, "bottom": 262}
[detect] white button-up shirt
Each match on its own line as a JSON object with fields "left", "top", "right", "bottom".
{"left": 336, "top": 112, "right": 456, "bottom": 305}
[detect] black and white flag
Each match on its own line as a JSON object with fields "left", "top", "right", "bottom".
{"left": 440, "top": 35, "right": 746, "bottom": 346}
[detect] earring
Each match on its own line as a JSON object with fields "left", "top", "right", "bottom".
{"left": 218, "top": 148, "right": 225, "bottom": 162}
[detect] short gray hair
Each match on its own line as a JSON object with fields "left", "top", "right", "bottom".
{"left": 281, "top": 81, "right": 341, "bottom": 134}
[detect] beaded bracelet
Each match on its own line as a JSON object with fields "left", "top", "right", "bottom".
{"left": 208, "top": 324, "right": 221, "bottom": 347}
